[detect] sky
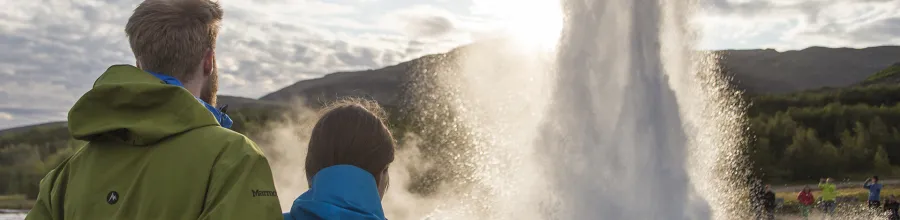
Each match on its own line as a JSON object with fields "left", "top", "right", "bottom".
{"left": 0, "top": 0, "right": 899, "bottom": 129}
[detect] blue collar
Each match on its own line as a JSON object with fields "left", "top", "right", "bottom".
{"left": 147, "top": 71, "right": 233, "bottom": 129}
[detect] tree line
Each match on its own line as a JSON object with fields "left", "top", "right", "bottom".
{"left": 0, "top": 126, "right": 79, "bottom": 198}
{"left": 747, "top": 84, "right": 900, "bottom": 183}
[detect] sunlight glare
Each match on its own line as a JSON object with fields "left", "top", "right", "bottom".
{"left": 474, "top": 0, "right": 564, "bottom": 50}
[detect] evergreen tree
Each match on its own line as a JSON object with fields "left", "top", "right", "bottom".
{"left": 875, "top": 145, "right": 893, "bottom": 175}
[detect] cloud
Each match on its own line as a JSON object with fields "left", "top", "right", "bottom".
{"left": 703, "top": 0, "right": 777, "bottom": 17}
{"left": 0, "top": 0, "right": 473, "bottom": 129}
{"left": 406, "top": 16, "right": 456, "bottom": 38}
{"left": 698, "top": 0, "right": 900, "bottom": 49}
{"left": 0, "top": 112, "right": 12, "bottom": 120}
{"left": 3, "top": 0, "right": 898, "bottom": 129}
{"left": 382, "top": 5, "right": 458, "bottom": 38}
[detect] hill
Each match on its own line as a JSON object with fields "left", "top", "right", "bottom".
{"left": 0, "top": 122, "right": 66, "bottom": 137}
{"left": 260, "top": 46, "right": 900, "bottom": 107}
{"left": 719, "top": 46, "right": 900, "bottom": 94}
{"left": 860, "top": 62, "right": 900, "bottom": 86}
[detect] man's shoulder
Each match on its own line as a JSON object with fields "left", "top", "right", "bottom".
{"left": 181, "top": 126, "right": 249, "bottom": 144}
{"left": 187, "top": 126, "right": 267, "bottom": 159}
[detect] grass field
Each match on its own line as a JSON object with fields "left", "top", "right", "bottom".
{"left": 0, "top": 195, "right": 34, "bottom": 210}
{"left": 3, "top": 186, "right": 896, "bottom": 213}
{"left": 769, "top": 186, "right": 900, "bottom": 215}
{"left": 776, "top": 186, "right": 900, "bottom": 203}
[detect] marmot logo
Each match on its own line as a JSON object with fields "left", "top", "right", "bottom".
{"left": 252, "top": 189, "right": 277, "bottom": 197}
{"left": 107, "top": 191, "right": 119, "bottom": 204}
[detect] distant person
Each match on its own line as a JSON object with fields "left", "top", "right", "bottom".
{"left": 864, "top": 176, "right": 884, "bottom": 209}
{"left": 884, "top": 195, "right": 900, "bottom": 220}
{"left": 819, "top": 178, "right": 838, "bottom": 216}
{"left": 751, "top": 183, "right": 768, "bottom": 219}
{"left": 26, "top": 1, "right": 282, "bottom": 219}
{"left": 798, "top": 186, "right": 815, "bottom": 219}
{"left": 763, "top": 185, "right": 777, "bottom": 220}
{"left": 283, "top": 100, "right": 396, "bottom": 220}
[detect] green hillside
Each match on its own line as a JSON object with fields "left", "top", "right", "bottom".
{"left": 862, "top": 62, "right": 900, "bottom": 85}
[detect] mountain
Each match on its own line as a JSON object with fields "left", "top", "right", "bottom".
{"left": 260, "top": 45, "right": 900, "bottom": 106}
{"left": 719, "top": 46, "right": 900, "bottom": 94}
{"left": 217, "top": 95, "right": 286, "bottom": 111}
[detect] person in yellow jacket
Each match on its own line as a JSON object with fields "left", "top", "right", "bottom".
{"left": 25, "top": 0, "right": 282, "bottom": 219}
{"left": 819, "top": 178, "right": 838, "bottom": 216}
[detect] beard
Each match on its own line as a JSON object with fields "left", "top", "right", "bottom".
{"left": 200, "top": 65, "right": 218, "bottom": 107}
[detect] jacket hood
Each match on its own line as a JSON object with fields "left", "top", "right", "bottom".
{"left": 284, "top": 165, "right": 386, "bottom": 220}
{"left": 67, "top": 65, "right": 219, "bottom": 146}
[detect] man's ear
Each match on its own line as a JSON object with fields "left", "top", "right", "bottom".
{"left": 203, "top": 49, "right": 215, "bottom": 77}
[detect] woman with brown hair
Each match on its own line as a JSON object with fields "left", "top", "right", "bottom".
{"left": 283, "top": 99, "right": 396, "bottom": 220}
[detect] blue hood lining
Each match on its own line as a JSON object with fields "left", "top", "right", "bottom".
{"left": 284, "top": 165, "right": 386, "bottom": 220}
{"left": 147, "top": 71, "right": 232, "bottom": 129}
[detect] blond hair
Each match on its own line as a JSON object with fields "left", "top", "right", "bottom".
{"left": 125, "top": 0, "right": 223, "bottom": 82}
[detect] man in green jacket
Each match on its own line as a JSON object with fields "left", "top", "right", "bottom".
{"left": 26, "top": 0, "right": 282, "bottom": 219}
{"left": 819, "top": 177, "right": 838, "bottom": 216}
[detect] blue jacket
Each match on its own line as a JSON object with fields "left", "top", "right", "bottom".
{"left": 864, "top": 181, "right": 883, "bottom": 201}
{"left": 283, "top": 165, "right": 386, "bottom": 220}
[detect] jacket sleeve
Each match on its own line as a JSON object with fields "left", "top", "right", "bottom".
{"left": 197, "top": 136, "right": 283, "bottom": 220}
{"left": 25, "top": 169, "right": 60, "bottom": 220}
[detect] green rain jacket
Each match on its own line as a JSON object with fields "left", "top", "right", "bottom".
{"left": 819, "top": 182, "right": 838, "bottom": 202}
{"left": 26, "top": 65, "right": 282, "bottom": 220}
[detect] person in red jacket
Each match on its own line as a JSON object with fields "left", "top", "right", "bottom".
{"left": 797, "top": 186, "right": 815, "bottom": 219}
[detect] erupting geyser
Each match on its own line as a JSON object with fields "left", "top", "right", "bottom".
{"left": 269, "top": 0, "right": 749, "bottom": 219}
